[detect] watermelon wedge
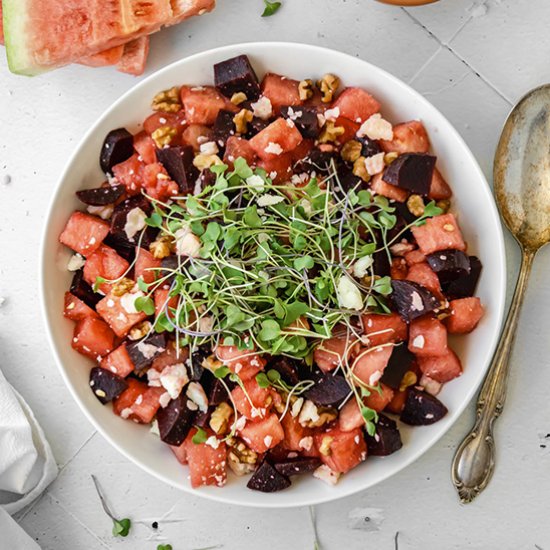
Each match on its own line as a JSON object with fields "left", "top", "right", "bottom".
{"left": 79, "top": 45, "right": 125, "bottom": 68}
{"left": 116, "top": 35, "right": 150, "bottom": 75}
{"left": 2, "top": 0, "right": 172, "bottom": 75}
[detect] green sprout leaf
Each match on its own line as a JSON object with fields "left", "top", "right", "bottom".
{"left": 157, "top": 545, "right": 173, "bottom": 550}
{"left": 214, "top": 366, "right": 231, "bottom": 379}
{"left": 258, "top": 319, "right": 281, "bottom": 341}
{"left": 256, "top": 372, "right": 271, "bottom": 388}
{"left": 192, "top": 427, "right": 208, "bottom": 445}
{"left": 293, "top": 255, "right": 314, "bottom": 272}
{"left": 112, "top": 518, "right": 131, "bottom": 538}
{"left": 373, "top": 275, "right": 392, "bottom": 296}
{"left": 135, "top": 296, "right": 155, "bottom": 316}
{"left": 262, "top": 0, "right": 282, "bottom": 17}
{"left": 93, "top": 276, "right": 106, "bottom": 292}
{"left": 145, "top": 212, "right": 163, "bottom": 228}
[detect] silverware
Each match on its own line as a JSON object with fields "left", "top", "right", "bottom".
{"left": 451, "top": 84, "right": 550, "bottom": 503}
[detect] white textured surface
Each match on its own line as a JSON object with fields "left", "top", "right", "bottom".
{"left": 1, "top": 0, "right": 550, "bottom": 548}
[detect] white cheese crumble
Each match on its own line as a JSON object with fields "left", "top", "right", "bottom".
{"left": 199, "top": 141, "right": 219, "bottom": 156}
{"left": 150, "top": 419, "right": 160, "bottom": 437}
{"left": 159, "top": 392, "right": 171, "bottom": 408}
{"left": 147, "top": 368, "right": 162, "bottom": 387}
{"left": 263, "top": 435, "right": 273, "bottom": 448}
{"left": 291, "top": 397, "right": 304, "bottom": 418}
{"left": 174, "top": 226, "right": 201, "bottom": 258}
{"left": 353, "top": 255, "right": 373, "bottom": 278}
{"left": 410, "top": 291, "right": 424, "bottom": 312}
{"left": 357, "top": 113, "right": 393, "bottom": 141}
{"left": 67, "top": 253, "right": 86, "bottom": 272}
{"left": 313, "top": 465, "right": 340, "bottom": 486}
{"left": 369, "top": 370, "right": 383, "bottom": 386}
{"left": 364, "top": 152, "right": 386, "bottom": 176}
{"left": 246, "top": 174, "right": 265, "bottom": 191}
{"left": 120, "top": 291, "right": 144, "bottom": 314}
{"left": 87, "top": 204, "right": 114, "bottom": 220}
{"left": 323, "top": 106, "right": 340, "bottom": 121}
{"left": 420, "top": 374, "right": 442, "bottom": 396}
{"left": 124, "top": 207, "right": 147, "bottom": 241}
{"left": 257, "top": 194, "right": 285, "bottom": 207}
{"left": 299, "top": 400, "right": 320, "bottom": 426}
{"left": 160, "top": 363, "right": 189, "bottom": 399}
{"left": 120, "top": 407, "right": 133, "bottom": 419}
{"left": 235, "top": 416, "right": 247, "bottom": 431}
{"left": 205, "top": 436, "right": 221, "bottom": 449}
{"left": 285, "top": 107, "right": 303, "bottom": 121}
{"left": 264, "top": 142, "right": 283, "bottom": 155}
{"left": 337, "top": 275, "right": 363, "bottom": 311}
{"left": 136, "top": 341, "right": 162, "bottom": 360}
{"left": 299, "top": 436, "right": 313, "bottom": 451}
{"left": 412, "top": 335, "right": 425, "bottom": 349}
{"left": 250, "top": 96, "right": 273, "bottom": 120}
{"left": 186, "top": 382, "right": 208, "bottom": 412}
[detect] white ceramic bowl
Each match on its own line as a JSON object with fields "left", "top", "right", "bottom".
{"left": 40, "top": 42, "right": 506, "bottom": 508}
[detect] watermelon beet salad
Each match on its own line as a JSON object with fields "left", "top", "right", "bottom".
{"left": 59, "top": 54, "right": 485, "bottom": 492}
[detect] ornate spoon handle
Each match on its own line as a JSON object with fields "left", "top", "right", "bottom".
{"left": 451, "top": 249, "right": 535, "bottom": 503}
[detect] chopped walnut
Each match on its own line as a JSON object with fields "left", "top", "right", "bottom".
{"left": 317, "top": 74, "right": 340, "bottom": 103}
{"left": 399, "top": 370, "right": 418, "bottom": 392}
{"left": 151, "top": 86, "right": 181, "bottom": 113}
{"left": 352, "top": 156, "right": 370, "bottom": 182}
{"left": 128, "top": 321, "right": 152, "bottom": 341}
{"left": 209, "top": 402, "right": 233, "bottom": 435}
{"left": 112, "top": 277, "right": 135, "bottom": 297}
{"left": 384, "top": 152, "right": 398, "bottom": 165}
{"left": 233, "top": 108, "right": 254, "bottom": 134}
{"left": 319, "top": 436, "right": 333, "bottom": 456}
{"left": 152, "top": 126, "right": 177, "bottom": 148}
{"left": 301, "top": 405, "right": 337, "bottom": 428}
{"left": 149, "top": 234, "right": 174, "bottom": 259}
{"left": 341, "top": 140, "right": 362, "bottom": 163}
{"left": 298, "top": 79, "right": 314, "bottom": 101}
{"left": 231, "top": 92, "right": 247, "bottom": 105}
{"left": 226, "top": 437, "right": 258, "bottom": 476}
{"left": 318, "top": 121, "right": 345, "bottom": 144}
{"left": 203, "top": 354, "right": 223, "bottom": 372}
{"left": 407, "top": 194, "right": 425, "bottom": 217}
{"left": 436, "top": 199, "right": 451, "bottom": 213}
{"left": 193, "top": 153, "right": 223, "bottom": 171}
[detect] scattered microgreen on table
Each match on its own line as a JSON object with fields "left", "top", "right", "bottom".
{"left": 262, "top": 0, "right": 282, "bottom": 17}
{"left": 91, "top": 475, "right": 132, "bottom": 538}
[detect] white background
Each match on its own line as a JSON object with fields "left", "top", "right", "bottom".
{"left": 2, "top": 0, "right": 550, "bottom": 548}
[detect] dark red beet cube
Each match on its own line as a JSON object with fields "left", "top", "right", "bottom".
{"left": 70, "top": 269, "right": 102, "bottom": 308}
{"left": 265, "top": 356, "right": 300, "bottom": 385}
{"left": 294, "top": 148, "right": 336, "bottom": 175}
{"left": 76, "top": 185, "right": 125, "bottom": 206}
{"left": 391, "top": 279, "right": 440, "bottom": 321}
{"left": 280, "top": 106, "right": 320, "bottom": 139}
{"left": 126, "top": 334, "right": 166, "bottom": 372}
{"left": 382, "top": 153, "right": 436, "bottom": 195}
{"left": 245, "top": 117, "right": 270, "bottom": 139}
{"left": 442, "top": 256, "right": 482, "bottom": 299}
{"left": 274, "top": 457, "right": 321, "bottom": 477}
{"left": 365, "top": 414, "right": 403, "bottom": 456}
{"left": 357, "top": 136, "right": 382, "bottom": 158}
{"left": 89, "top": 366, "right": 128, "bottom": 404}
{"left": 156, "top": 393, "right": 197, "bottom": 446}
{"left": 156, "top": 146, "right": 198, "bottom": 194}
{"left": 214, "top": 55, "right": 261, "bottom": 100}
{"left": 426, "top": 249, "right": 471, "bottom": 283}
{"left": 247, "top": 460, "right": 291, "bottom": 493}
{"left": 212, "top": 110, "right": 236, "bottom": 147}
{"left": 304, "top": 373, "right": 350, "bottom": 407}
{"left": 380, "top": 344, "right": 416, "bottom": 390}
{"left": 100, "top": 128, "right": 134, "bottom": 174}
{"left": 400, "top": 387, "right": 448, "bottom": 426}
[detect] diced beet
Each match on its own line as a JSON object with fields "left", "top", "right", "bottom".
{"left": 294, "top": 148, "right": 336, "bottom": 174}
{"left": 357, "top": 136, "right": 382, "bottom": 158}
{"left": 76, "top": 185, "right": 125, "bottom": 206}
{"left": 89, "top": 366, "right": 128, "bottom": 404}
{"left": 247, "top": 460, "right": 291, "bottom": 493}
{"left": 212, "top": 110, "right": 236, "bottom": 147}
{"left": 304, "top": 373, "right": 350, "bottom": 407}
{"left": 400, "top": 386, "right": 448, "bottom": 425}
{"left": 274, "top": 457, "right": 321, "bottom": 477}
{"left": 335, "top": 165, "right": 362, "bottom": 194}
{"left": 156, "top": 146, "right": 198, "bottom": 194}
{"left": 209, "top": 378, "right": 230, "bottom": 406}
{"left": 70, "top": 269, "right": 101, "bottom": 308}
{"left": 265, "top": 356, "right": 300, "bottom": 385}
{"left": 380, "top": 344, "right": 415, "bottom": 390}
{"left": 188, "top": 346, "right": 209, "bottom": 381}
{"left": 110, "top": 195, "right": 153, "bottom": 249}
{"left": 426, "top": 249, "right": 471, "bottom": 282}
{"left": 156, "top": 393, "right": 197, "bottom": 446}
{"left": 100, "top": 128, "right": 134, "bottom": 173}
{"left": 382, "top": 154, "right": 436, "bottom": 195}
{"left": 390, "top": 280, "right": 440, "bottom": 321}
{"left": 102, "top": 234, "right": 135, "bottom": 262}
{"left": 194, "top": 407, "right": 213, "bottom": 429}
{"left": 442, "top": 256, "right": 482, "bottom": 299}
{"left": 245, "top": 117, "right": 270, "bottom": 139}
{"left": 214, "top": 55, "right": 261, "bottom": 100}
{"left": 364, "top": 414, "right": 403, "bottom": 456}
{"left": 126, "top": 333, "right": 166, "bottom": 372}
{"left": 394, "top": 201, "right": 418, "bottom": 226}
{"left": 280, "top": 106, "right": 320, "bottom": 139}
{"left": 373, "top": 249, "right": 391, "bottom": 277}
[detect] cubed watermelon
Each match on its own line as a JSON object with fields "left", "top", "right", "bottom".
{"left": 135, "top": 248, "right": 162, "bottom": 284}
{"left": 280, "top": 413, "right": 314, "bottom": 452}
{"left": 364, "top": 383, "right": 395, "bottom": 412}
{"left": 313, "top": 336, "right": 356, "bottom": 373}
{"left": 223, "top": 136, "right": 257, "bottom": 166}
{"left": 332, "top": 87, "right": 381, "bottom": 123}
{"left": 112, "top": 378, "right": 164, "bottom": 423}
{"left": 446, "top": 297, "right": 484, "bottom": 334}
{"left": 370, "top": 173, "right": 409, "bottom": 202}
{"left": 112, "top": 154, "right": 145, "bottom": 195}
{"left": 182, "top": 124, "right": 214, "bottom": 152}
{"left": 96, "top": 291, "right": 147, "bottom": 338}
{"left": 418, "top": 348, "right": 462, "bottom": 383}
{"left": 361, "top": 313, "right": 408, "bottom": 347}
{"left": 144, "top": 112, "right": 185, "bottom": 136}
{"left": 408, "top": 317, "right": 448, "bottom": 357}
{"left": 83, "top": 244, "right": 130, "bottom": 294}
{"left": 133, "top": 131, "right": 157, "bottom": 164}
{"left": 256, "top": 152, "right": 293, "bottom": 183}
{"left": 154, "top": 288, "right": 179, "bottom": 318}
{"left": 180, "top": 86, "right": 237, "bottom": 125}
{"left": 231, "top": 379, "right": 271, "bottom": 420}
{"left": 184, "top": 428, "right": 227, "bottom": 488}
{"left": 238, "top": 413, "right": 285, "bottom": 453}
{"left": 100, "top": 343, "right": 135, "bottom": 377}
{"left": 429, "top": 168, "right": 452, "bottom": 200}
{"left": 404, "top": 250, "right": 427, "bottom": 266}
{"left": 333, "top": 116, "right": 361, "bottom": 145}
{"left": 59, "top": 211, "right": 110, "bottom": 257}
{"left": 405, "top": 262, "right": 444, "bottom": 300}
{"left": 261, "top": 73, "right": 302, "bottom": 113}
{"left": 381, "top": 120, "right": 430, "bottom": 154}
{"left": 411, "top": 213, "right": 466, "bottom": 255}
{"left": 314, "top": 427, "right": 366, "bottom": 474}
{"left": 142, "top": 163, "right": 179, "bottom": 202}
{"left": 216, "top": 344, "right": 265, "bottom": 381}
{"left": 352, "top": 345, "right": 393, "bottom": 387}
{"left": 63, "top": 292, "right": 98, "bottom": 321}
{"left": 72, "top": 317, "right": 116, "bottom": 359}
{"left": 249, "top": 118, "right": 303, "bottom": 160}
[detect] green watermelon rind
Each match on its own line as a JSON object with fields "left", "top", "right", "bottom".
{"left": 3, "top": 0, "right": 48, "bottom": 76}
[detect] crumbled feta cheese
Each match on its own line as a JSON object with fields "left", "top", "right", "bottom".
{"left": 364, "top": 152, "right": 386, "bottom": 176}
{"left": 420, "top": 374, "right": 442, "bottom": 395}
{"left": 313, "top": 464, "right": 340, "bottom": 486}
{"left": 369, "top": 370, "right": 383, "bottom": 386}
{"left": 186, "top": 382, "right": 208, "bottom": 412}
{"left": 323, "top": 106, "right": 340, "bottom": 121}
{"left": 263, "top": 435, "right": 273, "bottom": 448}
{"left": 87, "top": 204, "right": 114, "bottom": 220}
{"left": 337, "top": 275, "right": 363, "bottom": 311}
{"left": 147, "top": 368, "right": 162, "bottom": 387}
{"left": 235, "top": 416, "right": 247, "bottom": 431}
{"left": 88, "top": 237, "right": 96, "bottom": 245}
{"left": 124, "top": 207, "right": 147, "bottom": 241}
{"left": 317, "top": 113, "right": 326, "bottom": 127}
{"left": 285, "top": 107, "right": 303, "bottom": 121}
{"left": 412, "top": 335, "right": 425, "bottom": 349}
{"left": 199, "top": 315, "right": 214, "bottom": 333}
{"left": 199, "top": 141, "right": 219, "bottom": 156}
{"left": 299, "top": 400, "right": 320, "bottom": 426}
{"left": 410, "top": 291, "right": 424, "bottom": 312}
{"left": 298, "top": 198, "right": 313, "bottom": 216}
{"left": 135, "top": 395, "right": 143, "bottom": 405}
{"left": 120, "top": 407, "right": 133, "bottom": 419}
{"left": 354, "top": 435, "right": 360, "bottom": 444}
{"left": 205, "top": 436, "right": 221, "bottom": 449}
{"left": 67, "top": 253, "right": 86, "bottom": 272}
{"left": 150, "top": 420, "right": 160, "bottom": 436}
{"left": 136, "top": 341, "right": 162, "bottom": 360}
{"left": 160, "top": 363, "right": 189, "bottom": 399}
{"left": 257, "top": 194, "right": 285, "bottom": 207}
{"left": 264, "top": 142, "right": 283, "bottom": 155}
{"left": 246, "top": 174, "right": 265, "bottom": 191}
{"left": 285, "top": 118, "right": 296, "bottom": 128}
{"left": 357, "top": 113, "right": 393, "bottom": 141}
{"left": 186, "top": 399, "right": 198, "bottom": 411}
{"left": 107, "top": 299, "right": 115, "bottom": 307}
{"left": 159, "top": 392, "right": 171, "bottom": 408}
{"left": 120, "top": 291, "right": 144, "bottom": 314}
{"left": 299, "top": 436, "right": 313, "bottom": 451}
{"left": 251, "top": 96, "right": 273, "bottom": 120}
{"left": 353, "top": 255, "right": 373, "bottom": 278}
{"left": 191, "top": 86, "right": 205, "bottom": 91}
{"left": 174, "top": 226, "right": 201, "bottom": 258}
{"left": 269, "top": 171, "right": 278, "bottom": 180}
{"left": 291, "top": 397, "right": 304, "bottom": 418}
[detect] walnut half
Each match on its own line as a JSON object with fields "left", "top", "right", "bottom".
{"left": 151, "top": 86, "right": 181, "bottom": 113}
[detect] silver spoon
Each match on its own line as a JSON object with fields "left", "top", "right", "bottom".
{"left": 451, "top": 84, "right": 550, "bottom": 503}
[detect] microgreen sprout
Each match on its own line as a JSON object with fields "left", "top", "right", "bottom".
{"left": 91, "top": 475, "right": 132, "bottom": 538}
{"left": 262, "top": 0, "right": 282, "bottom": 17}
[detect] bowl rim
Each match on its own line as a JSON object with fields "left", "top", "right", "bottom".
{"left": 39, "top": 41, "right": 506, "bottom": 508}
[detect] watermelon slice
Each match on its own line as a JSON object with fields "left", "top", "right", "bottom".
{"left": 116, "top": 35, "right": 150, "bottom": 75}
{"left": 2, "top": 0, "right": 172, "bottom": 75}
{"left": 79, "top": 44, "right": 125, "bottom": 68}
